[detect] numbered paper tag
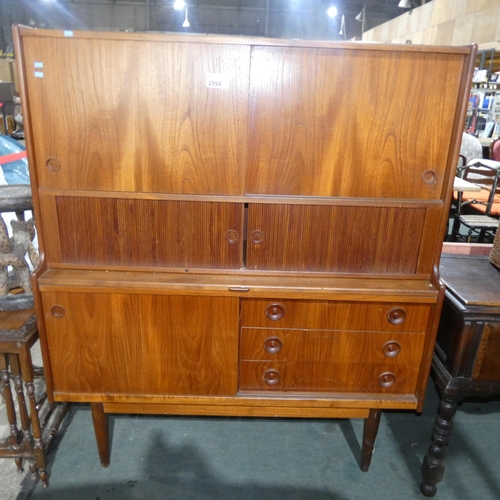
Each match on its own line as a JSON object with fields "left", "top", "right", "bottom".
{"left": 206, "top": 73, "right": 229, "bottom": 89}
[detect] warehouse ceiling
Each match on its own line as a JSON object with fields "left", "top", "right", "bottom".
{"left": 1, "top": 0, "right": 429, "bottom": 53}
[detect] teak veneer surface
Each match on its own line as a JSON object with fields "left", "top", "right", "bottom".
{"left": 14, "top": 26, "right": 476, "bottom": 471}
{"left": 240, "top": 328, "right": 426, "bottom": 365}
{"left": 246, "top": 47, "right": 464, "bottom": 199}
{"left": 37, "top": 269, "right": 439, "bottom": 302}
{"left": 42, "top": 292, "right": 239, "bottom": 396}
{"left": 241, "top": 299, "right": 431, "bottom": 332}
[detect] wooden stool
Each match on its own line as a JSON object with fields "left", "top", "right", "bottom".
{"left": 0, "top": 308, "right": 68, "bottom": 488}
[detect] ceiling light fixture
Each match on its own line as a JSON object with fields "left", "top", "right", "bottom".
{"left": 398, "top": 0, "right": 412, "bottom": 8}
{"left": 327, "top": 6, "right": 338, "bottom": 18}
{"left": 174, "top": 0, "right": 186, "bottom": 11}
{"left": 339, "top": 14, "right": 346, "bottom": 38}
{"left": 182, "top": 8, "right": 190, "bottom": 27}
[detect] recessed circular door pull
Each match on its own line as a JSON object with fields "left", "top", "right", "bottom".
{"left": 51, "top": 305, "right": 65, "bottom": 318}
{"left": 225, "top": 230, "right": 239, "bottom": 244}
{"left": 422, "top": 169, "right": 437, "bottom": 184}
{"left": 46, "top": 158, "right": 61, "bottom": 172}
{"left": 250, "top": 230, "right": 264, "bottom": 244}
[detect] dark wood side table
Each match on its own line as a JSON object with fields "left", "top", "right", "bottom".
{"left": 420, "top": 253, "right": 500, "bottom": 497}
{"left": 0, "top": 309, "right": 69, "bottom": 487}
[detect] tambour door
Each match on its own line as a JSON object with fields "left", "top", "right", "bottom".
{"left": 246, "top": 45, "right": 466, "bottom": 199}
{"left": 21, "top": 33, "right": 250, "bottom": 195}
{"left": 39, "top": 196, "right": 244, "bottom": 270}
{"left": 246, "top": 203, "right": 441, "bottom": 274}
{"left": 41, "top": 292, "right": 239, "bottom": 396}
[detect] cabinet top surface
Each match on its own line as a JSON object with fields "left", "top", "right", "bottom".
{"left": 16, "top": 25, "right": 474, "bottom": 55}
{"left": 440, "top": 255, "right": 500, "bottom": 307}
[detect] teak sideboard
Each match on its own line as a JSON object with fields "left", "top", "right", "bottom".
{"left": 13, "top": 26, "right": 476, "bottom": 472}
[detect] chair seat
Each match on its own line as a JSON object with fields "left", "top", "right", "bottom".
{"left": 459, "top": 214, "right": 499, "bottom": 229}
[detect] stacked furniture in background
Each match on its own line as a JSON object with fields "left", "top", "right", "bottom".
{"left": 13, "top": 27, "right": 475, "bottom": 475}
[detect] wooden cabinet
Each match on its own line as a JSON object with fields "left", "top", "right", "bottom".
{"left": 13, "top": 26, "right": 476, "bottom": 473}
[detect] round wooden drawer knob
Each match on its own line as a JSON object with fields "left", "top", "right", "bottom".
{"left": 46, "top": 158, "right": 61, "bottom": 172}
{"left": 387, "top": 308, "right": 406, "bottom": 325}
{"left": 378, "top": 372, "right": 396, "bottom": 388}
{"left": 263, "top": 368, "right": 281, "bottom": 386}
{"left": 382, "top": 341, "right": 401, "bottom": 358}
{"left": 266, "top": 304, "right": 284, "bottom": 321}
{"left": 51, "top": 305, "right": 65, "bottom": 318}
{"left": 264, "top": 337, "right": 282, "bottom": 354}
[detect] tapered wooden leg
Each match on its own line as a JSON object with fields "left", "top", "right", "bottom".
{"left": 360, "top": 409, "right": 382, "bottom": 472}
{"left": 90, "top": 403, "right": 110, "bottom": 467}
{"left": 420, "top": 394, "right": 462, "bottom": 497}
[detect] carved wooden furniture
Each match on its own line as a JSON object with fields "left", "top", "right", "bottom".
{"left": 13, "top": 27, "right": 476, "bottom": 473}
{"left": 421, "top": 253, "right": 500, "bottom": 497}
{"left": 0, "top": 185, "right": 38, "bottom": 311}
{"left": 0, "top": 308, "right": 68, "bottom": 488}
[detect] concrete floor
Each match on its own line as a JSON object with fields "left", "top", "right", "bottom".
{"left": 1, "top": 361, "right": 499, "bottom": 500}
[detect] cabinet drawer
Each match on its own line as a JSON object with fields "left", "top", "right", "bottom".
{"left": 241, "top": 299, "right": 430, "bottom": 333}
{"left": 240, "top": 328, "right": 425, "bottom": 365}
{"left": 239, "top": 361, "right": 419, "bottom": 394}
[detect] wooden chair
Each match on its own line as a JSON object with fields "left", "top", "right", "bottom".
{"left": 454, "top": 162, "right": 500, "bottom": 242}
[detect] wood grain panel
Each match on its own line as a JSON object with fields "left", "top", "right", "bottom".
{"left": 472, "top": 323, "right": 500, "bottom": 381}
{"left": 246, "top": 204, "right": 426, "bottom": 273}
{"left": 41, "top": 292, "right": 238, "bottom": 396}
{"left": 55, "top": 197, "right": 243, "bottom": 269}
{"left": 239, "top": 361, "right": 419, "bottom": 393}
{"left": 246, "top": 47, "right": 463, "bottom": 198}
{"left": 103, "top": 402, "right": 369, "bottom": 419}
{"left": 240, "top": 329, "right": 425, "bottom": 365}
{"left": 241, "top": 299, "right": 431, "bottom": 332}
{"left": 22, "top": 37, "right": 249, "bottom": 195}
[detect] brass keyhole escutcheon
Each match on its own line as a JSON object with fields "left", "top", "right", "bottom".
{"left": 387, "top": 308, "right": 406, "bottom": 325}
{"left": 51, "top": 305, "right": 65, "bottom": 318}
{"left": 263, "top": 369, "right": 281, "bottom": 386}
{"left": 264, "top": 337, "right": 282, "bottom": 354}
{"left": 265, "top": 304, "right": 284, "bottom": 321}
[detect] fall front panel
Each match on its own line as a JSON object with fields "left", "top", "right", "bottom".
{"left": 53, "top": 196, "right": 244, "bottom": 269}
{"left": 41, "top": 292, "right": 239, "bottom": 396}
